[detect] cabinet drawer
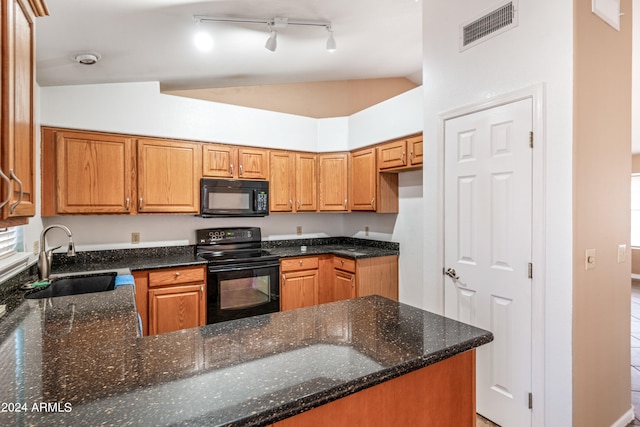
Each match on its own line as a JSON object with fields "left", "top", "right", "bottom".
{"left": 148, "top": 266, "right": 206, "bottom": 287}
{"left": 281, "top": 256, "right": 319, "bottom": 272}
{"left": 333, "top": 256, "right": 356, "bottom": 273}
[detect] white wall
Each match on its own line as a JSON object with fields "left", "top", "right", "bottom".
{"left": 422, "top": 0, "right": 573, "bottom": 425}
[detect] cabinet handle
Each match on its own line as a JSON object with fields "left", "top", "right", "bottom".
{"left": 200, "top": 284, "right": 204, "bottom": 300}
{"left": 402, "top": 152, "right": 406, "bottom": 165}
{"left": 230, "top": 163, "right": 234, "bottom": 176}
{"left": 370, "top": 198, "right": 375, "bottom": 209}
{"left": 297, "top": 199, "right": 301, "bottom": 210}
{"left": 410, "top": 151, "right": 414, "bottom": 162}
{"left": 239, "top": 164, "right": 243, "bottom": 177}
{"left": 299, "top": 260, "right": 303, "bottom": 265}
{"left": 8, "top": 170, "right": 23, "bottom": 214}
{"left": 344, "top": 199, "right": 347, "bottom": 208}
{"left": 125, "top": 197, "right": 130, "bottom": 211}
{"left": 289, "top": 199, "right": 293, "bottom": 209}
{"left": 282, "top": 274, "right": 286, "bottom": 282}
{"left": 341, "top": 259, "right": 345, "bottom": 265}
{"left": 175, "top": 272, "right": 180, "bottom": 276}
{"left": 0, "top": 169, "right": 10, "bottom": 210}
{"left": 139, "top": 197, "right": 143, "bottom": 210}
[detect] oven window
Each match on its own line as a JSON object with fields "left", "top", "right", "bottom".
{"left": 209, "top": 192, "right": 250, "bottom": 210}
{"left": 220, "top": 275, "right": 271, "bottom": 310}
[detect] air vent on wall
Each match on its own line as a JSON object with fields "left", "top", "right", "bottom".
{"left": 460, "top": 1, "right": 518, "bottom": 51}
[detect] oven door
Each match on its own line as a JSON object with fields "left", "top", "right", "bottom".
{"left": 207, "top": 261, "right": 280, "bottom": 324}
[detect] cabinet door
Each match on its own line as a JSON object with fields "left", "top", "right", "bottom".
{"left": 408, "top": 136, "right": 423, "bottom": 166}
{"left": 269, "top": 150, "right": 295, "bottom": 212}
{"left": 295, "top": 153, "right": 317, "bottom": 212}
{"left": 281, "top": 269, "right": 318, "bottom": 311}
{"left": 0, "top": 0, "right": 40, "bottom": 224}
{"left": 55, "top": 131, "right": 134, "bottom": 214}
{"left": 238, "top": 147, "right": 269, "bottom": 179}
{"left": 318, "top": 153, "right": 348, "bottom": 211}
{"left": 148, "top": 284, "right": 206, "bottom": 335}
{"left": 137, "top": 138, "right": 201, "bottom": 213}
{"left": 334, "top": 270, "right": 356, "bottom": 302}
{"left": 350, "top": 148, "right": 376, "bottom": 211}
{"left": 377, "top": 139, "right": 407, "bottom": 170}
{"left": 203, "top": 144, "right": 236, "bottom": 178}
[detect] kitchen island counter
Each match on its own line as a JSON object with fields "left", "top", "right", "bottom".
{"left": 0, "top": 289, "right": 491, "bottom": 426}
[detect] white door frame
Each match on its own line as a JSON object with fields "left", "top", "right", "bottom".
{"left": 437, "top": 83, "right": 545, "bottom": 426}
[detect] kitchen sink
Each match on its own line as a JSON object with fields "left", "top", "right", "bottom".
{"left": 24, "top": 272, "right": 117, "bottom": 299}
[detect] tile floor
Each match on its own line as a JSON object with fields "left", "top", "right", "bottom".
{"left": 477, "top": 414, "right": 499, "bottom": 426}
{"left": 630, "top": 281, "right": 640, "bottom": 426}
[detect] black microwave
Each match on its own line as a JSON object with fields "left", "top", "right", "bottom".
{"left": 200, "top": 178, "right": 269, "bottom": 217}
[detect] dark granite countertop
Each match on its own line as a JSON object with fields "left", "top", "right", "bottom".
{"left": 262, "top": 237, "right": 399, "bottom": 259}
{"left": 0, "top": 290, "right": 492, "bottom": 426}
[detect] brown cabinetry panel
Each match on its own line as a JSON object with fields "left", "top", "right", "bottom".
{"left": 349, "top": 148, "right": 376, "bottom": 211}
{"left": 202, "top": 144, "right": 236, "bottom": 178}
{"left": 269, "top": 150, "right": 295, "bottom": 212}
{"left": 295, "top": 153, "right": 317, "bottom": 211}
{"left": 148, "top": 284, "right": 206, "bottom": 335}
{"left": 137, "top": 138, "right": 201, "bottom": 213}
{"left": 318, "top": 153, "right": 348, "bottom": 211}
{"left": 54, "top": 131, "right": 134, "bottom": 214}
{"left": 281, "top": 269, "right": 318, "bottom": 311}
{"left": 0, "top": 0, "right": 46, "bottom": 225}
{"left": 334, "top": 270, "right": 356, "bottom": 302}
{"left": 408, "top": 135, "right": 423, "bottom": 166}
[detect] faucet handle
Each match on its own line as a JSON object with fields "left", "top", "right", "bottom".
{"left": 46, "top": 245, "right": 62, "bottom": 255}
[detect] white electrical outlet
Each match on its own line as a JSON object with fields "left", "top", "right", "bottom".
{"left": 33, "top": 241, "right": 39, "bottom": 255}
{"left": 131, "top": 232, "right": 140, "bottom": 244}
{"left": 365, "top": 226, "right": 369, "bottom": 236}
{"left": 585, "top": 248, "right": 596, "bottom": 270}
{"left": 296, "top": 226, "right": 302, "bottom": 235}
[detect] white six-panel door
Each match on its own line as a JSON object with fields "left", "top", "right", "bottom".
{"left": 444, "top": 98, "right": 533, "bottom": 427}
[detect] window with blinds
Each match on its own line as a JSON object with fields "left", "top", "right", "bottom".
{"left": 0, "top": 227, "right": 18, "bottom": 260}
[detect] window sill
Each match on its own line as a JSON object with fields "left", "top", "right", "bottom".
{"left": 0, "top": 252, "right": 36, "bottom": 284}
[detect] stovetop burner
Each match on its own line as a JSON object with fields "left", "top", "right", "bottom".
{"left": 195, "top": 227, "right": 278, "bottom": 265}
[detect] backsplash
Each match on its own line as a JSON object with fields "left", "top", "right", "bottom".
{"left": 261, "top": 236, "right": 399, "bottom": 250}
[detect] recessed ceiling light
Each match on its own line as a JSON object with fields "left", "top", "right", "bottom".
{"left": 194, "top": 30, "right": 214, "bottom": 52}
{"left": 73, "top": 52, "right": 101, "bottom": 65}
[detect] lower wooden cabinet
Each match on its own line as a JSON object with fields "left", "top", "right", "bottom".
{"left": 133, "top": 265, "right": 206, "bottom": 336}
{"left": 281, "top": 256, "right": 319, "bottom": 311}
{"left": 280, "top": 255, "right": 398, "bottom": 309}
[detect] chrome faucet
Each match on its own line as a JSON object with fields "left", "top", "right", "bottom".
{"left": 38, "top": 225, "right": 76, "bottom": 280}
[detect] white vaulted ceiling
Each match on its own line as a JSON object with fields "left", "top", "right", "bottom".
{"left": 35, "top": 0, "right": 423, "bottom": 91}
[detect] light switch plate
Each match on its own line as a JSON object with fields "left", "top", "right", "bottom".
{"left": 585, "top": 248, "right": 596, "bottom": 270}
{"left": 618, "top": 244, "right": 627, "bottom": 263}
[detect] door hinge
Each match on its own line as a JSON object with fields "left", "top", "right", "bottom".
{"left": 528, "top": 262, "right": 533, "bottom": 279}
{"left": 529, "top": 131, "right": 534, "bottom": 148}
{"left": 528, "top": 392, "right": 533, "bottom": 409}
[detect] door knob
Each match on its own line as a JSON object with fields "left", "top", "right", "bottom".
{"left": 444, "top": 268, "right": 459, "bottom": 280}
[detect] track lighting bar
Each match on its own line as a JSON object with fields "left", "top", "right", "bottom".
{"left": 193, "top": 15, "right": 336, "bottom": 52}
{"left": 193, "top": 15, "right": 332, "bottom": 30}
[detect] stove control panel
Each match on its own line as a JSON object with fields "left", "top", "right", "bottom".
{"left": 196, "top": 227, "right": 261, "bottom": 245}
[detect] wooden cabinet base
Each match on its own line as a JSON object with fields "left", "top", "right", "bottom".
{"left": 271, "top": 350, "right": 476, "bottom": 427}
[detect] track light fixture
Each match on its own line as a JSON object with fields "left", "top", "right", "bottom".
{"left": 193, "top": 15, "right": 336, "bottom": 52}
{"left": 265, "top": 23, "right": 277, "bottom": 52}
{"left": 326, "top": 26, "right": 336, "bottom": 52}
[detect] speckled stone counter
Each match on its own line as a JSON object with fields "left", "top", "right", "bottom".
{"left": 262, "top": 237, "right": 399, "bottom": 259}
{"left": 0, "top": 291, "right": 492, "bottom": 426}
{"left": 49, "top": 245, "right": 207, "bottom": 276}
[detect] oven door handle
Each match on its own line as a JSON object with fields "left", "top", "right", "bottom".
{"left": 208, "top": 262, "right": 280, "bottom": 273}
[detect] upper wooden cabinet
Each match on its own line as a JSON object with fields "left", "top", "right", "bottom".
{"left": 318, "top": 153, "right": 349, "bottom": 212}
{"left": 54, "top": 131, "right": 135, "bottom": 214}
{"left": 0, "top": 0, "right": 48, "bottom": 226}
{"left": 203, "top": 144, "right": 269, "bottom": 179}
{"left": 350, "top": 148, "right": 376, "bottom": 211}
{"left": 295, "top": 153, "right": 317, "bottom": 212}
{"left": 378, "top": 134, "right": 423, "bottom": 171}
{"left": 42, "top": 129, "right": 201, "bottom": 215}
{"left": 269, "top": 150, "right": 317, "bottom": 213}
{"left": 137, "top": 138, "right": 201, "bottom": 213}
{"left": 270, "top": 150, "right": 295, "bottom": 212}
